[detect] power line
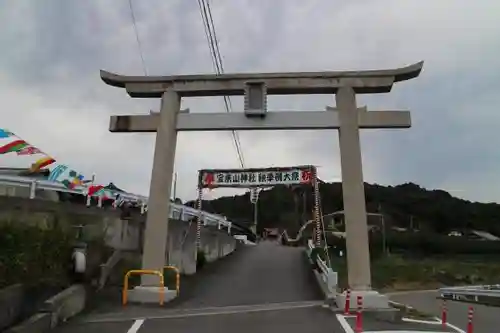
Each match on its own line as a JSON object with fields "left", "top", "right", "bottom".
{"left": 198, "top": 0, "right": 245, "bottom": 168}
{"left": 128, "top": 0, "right": 245, "bottom": 167}
{"left": 197, "top": 0, "right": 246, "bottom": 168}
{"left": 128, "top": 0, "right": 148, "bottom": 75}
{"left": 203, "top": 0, "right": 246, "bottom": 167}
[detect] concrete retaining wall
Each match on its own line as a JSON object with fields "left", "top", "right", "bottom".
{"left": 107, "top": 218, "right": 237, "bottom": 275}
{"left": 0, "top": 196, "right": 237, "bottom": 276}
{"left": 167, "top": 219, "right": 197, "bottom": 275}
{"left": 165, "top": 221, "right": 236, "bottom": 274}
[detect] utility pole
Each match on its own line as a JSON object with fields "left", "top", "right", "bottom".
{"left": 250, "top": 188, "right": 259, "bottom": 235}
{"left": 378, "top": 203, "right": 386, "bottom": 255}
{"left": 172, "top": 172, "right": 178, "bottom": 200}
{"left": 254, "top": 200, "right": 258, "bottom": 235}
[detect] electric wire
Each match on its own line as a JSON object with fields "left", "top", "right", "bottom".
{"left": 197, "top": 0, "right": 246, "bottom": 168}
{"left": 128, "top": 0, "right": 148, "bottom": 75}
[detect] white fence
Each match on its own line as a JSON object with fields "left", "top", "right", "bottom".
{"left": 0, "top": 174, "right": 232, "bottom": 230}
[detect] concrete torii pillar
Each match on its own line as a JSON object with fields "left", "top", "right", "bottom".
{"left": 100, "top": 61, "right": 423, "bottom": 305}
{"left": 141, "top": 90, "right": 180, "bottom": 286}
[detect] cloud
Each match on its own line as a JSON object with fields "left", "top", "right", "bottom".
{"left": 0, "top": 0, "right": 499, "bottom": 204}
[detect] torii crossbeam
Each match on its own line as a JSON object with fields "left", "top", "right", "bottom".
{"left": 109, "top": 107, "right": 410, "bottom": 132}
{"left": 101, "top": 61, "right": 423, "bottom": 308}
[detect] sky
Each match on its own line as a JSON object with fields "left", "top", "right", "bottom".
{"left": 1, "top": 0, "right": 499, "bottom": 203}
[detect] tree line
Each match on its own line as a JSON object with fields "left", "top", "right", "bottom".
{"left": 187, "top": 181, "right": 500, "bottom": 237}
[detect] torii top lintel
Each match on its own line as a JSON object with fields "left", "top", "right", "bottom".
{"left": 100, "top": 61, "right": 423, "bottom": 98}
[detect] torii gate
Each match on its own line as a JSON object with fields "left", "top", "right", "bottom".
{"left": 101, "top": 61, "right": 423, "bottom": 307}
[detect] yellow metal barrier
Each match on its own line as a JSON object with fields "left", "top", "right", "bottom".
{"left": 122, "top": 269, "right": 165, "bottom": 306}
{"left": 164, "top": 265, "right": 180, "bottom": 296}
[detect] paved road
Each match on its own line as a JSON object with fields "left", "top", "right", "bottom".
{"left": 389, "top": 290, "right": 497, "bottom": 333}
{"left": 55, "top": 241, "right": 346, "bottom": 333}
{"left": 170, "top": 240, "right": 322, "bottom": 309}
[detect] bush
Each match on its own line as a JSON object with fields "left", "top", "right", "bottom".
{"left": 0, "top": 222, "right": 73, "bottom": 289}
{"left": 326, "top": 231, "right": 500, "bottom": 258}
{"left": 329, "top": 254, "right": 500, "bottom": 290}
{"left": 382, "top": 232, "right": 500, "bottom": 255}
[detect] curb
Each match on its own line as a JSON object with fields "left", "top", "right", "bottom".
{"left": 6, "top": 284, "right": 88, "bottom": 333}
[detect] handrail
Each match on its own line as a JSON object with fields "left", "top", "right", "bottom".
{"left": 308, "top": 240, "right": 330, "bottom": 275}
{"left": 317, "top": 256, "right": 329, "bottom": 275}
{"left": 0, "top": 174, "right": 233, "bottom": 228}
{"left": 306, "top": 238, "right": 338, "bottom": 295}
{"left": 164, "top": 265, "right": 180, "bottom": 296}
{"left": 122, "top": 269, "right": 165, "bottom": 306}
{"left": 282, "top": 219, "right": 314, "bottom": 242}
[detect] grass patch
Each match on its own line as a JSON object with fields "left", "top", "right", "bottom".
{"left": 329, "top": 253, "right": 500, "bottom": 292}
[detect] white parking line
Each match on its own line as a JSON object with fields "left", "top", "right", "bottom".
{"left": 85, "top": 300, "right": 324, "bottom": 323}
{"left": 336, "top": 313, "right": 465, "bottom": 333}
{"left": 402, "top": 317, "right": 440, "bottom": 324}
{"left": 445, "top": 322, "right": 466, "bottom": 333}
{"left": 336, "top": 314, "right": 354, "bottom": 333}
{"left": 127, "top": 319, "right": 145, "bottom": 333}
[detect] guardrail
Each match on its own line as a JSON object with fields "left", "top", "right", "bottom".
{"left": 307, "top": 239, "right": 337, "bottom": 298}
{"left": 440, "top": 285, "right": 500, "bottom": 299}
{"left": 282, "top": 219, "right": 313, "bottom": 243}
{"left": 0, "top": 174, "right": 232, "bottom": 230}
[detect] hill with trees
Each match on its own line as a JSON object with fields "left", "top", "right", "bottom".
{"left": 186, "top": 182, "right": 500, "bottom": 237}
{"left": 187, "top": 182, "right": 500, "bottom": 289}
